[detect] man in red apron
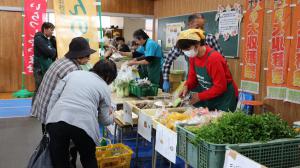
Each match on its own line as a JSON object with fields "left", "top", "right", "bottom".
{"left": 177, "top": 29, "right": 238, "bottom": 112}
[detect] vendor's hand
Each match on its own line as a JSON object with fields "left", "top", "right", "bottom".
{"left": 163, "top": 80, "right": 170, "bottom": 92}
{"left": 179, "top": 86, "right": 189, "bottom": 98}
{"left": 111, "top": 47, "right": 118, "bottom": 53}
{"left": 189, "top": 93, "right": 200, "bottom": 105}
{"left": 128, "top": 59, "right": 137, "bottom": 66}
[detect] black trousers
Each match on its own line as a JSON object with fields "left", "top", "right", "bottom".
{"left": 43, "top": 123, "right": 78, "bottom": 168}
{"left": 47, "top": 121, "right": 98, "bottom": 168}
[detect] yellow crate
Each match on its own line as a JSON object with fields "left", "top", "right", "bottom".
{"left": 96, "top": 143, "right": 133, "bottom": 168}
{"left": 169, "top": 70, "right": 185, "bottom": 82}
{"left": 170, "top": 82, "right": 181, "bottom": 93}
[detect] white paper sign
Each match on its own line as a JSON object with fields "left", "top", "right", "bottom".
{"left": 219, "top": 11, "right": 239, "bottom": 35}
{"left": 155, "top": 123, "right": 177, "bottom": 163}
{"left": 123, "top": 102, "right": 133, "bottom": 125}
{"left": 106, "top": 124, "right": 115, "bottom": 136}
{"left": 223, "top": 150, "right": 267, "bottom": 168}
{"left": 138, "top": 112, "right": 153, "bottom": 142}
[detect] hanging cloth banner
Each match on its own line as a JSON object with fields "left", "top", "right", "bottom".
{"left": 240, "top": 0, "right": 265, "bottom": 94}
{"left": 286, "top": 1, "right": 300, "bottom": 104}
{"left": 23, "top": 0, "right": 47, "bottom": 74}
{"left": 266, "top": 0, "right": 292, "bottom": 100}
{"left": 53, "top": 0, "right": 99, "bottom": 64}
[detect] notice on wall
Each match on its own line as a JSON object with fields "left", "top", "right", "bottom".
{"left": 216, "top": 4, "right": 242, "bottom": 41}
{"left": 219, "top": 11, "right": 239, "bottom": 36}
{"left": 137, "top": 112, "right": 152, "bottom": 142}
{"left": 155, "top": 123, "right": 177, "bottom": 163}
{"left": 223, "top": 150, "right": 267, "bottom": 168}
{"left": 165, "top": 22, "right": 184, "bottom": 48}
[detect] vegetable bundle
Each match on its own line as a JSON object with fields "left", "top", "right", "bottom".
{"left": 187, "top": 111, "right": 297, "bottom": 144}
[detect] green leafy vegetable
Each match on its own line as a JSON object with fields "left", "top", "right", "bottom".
{"left": 187, "top": 111, "right": 297, "bottom": 144}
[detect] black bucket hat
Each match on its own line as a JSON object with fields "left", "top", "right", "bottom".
{"left": 65, "top": 37, "right": 97, "bottom": 59}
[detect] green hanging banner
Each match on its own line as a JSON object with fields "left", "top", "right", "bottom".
{"left": 97, "top": 0, "right": 104, "bottom": 60}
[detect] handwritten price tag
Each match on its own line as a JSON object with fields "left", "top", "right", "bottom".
{"left": 123, "top": 102, "right": 133, "bottom": 125}
{"left": 223, "top": 150, "right": 267, "bottom": 168}
{"left": 155, "top": 123, "right": 177, "bottom": 163}
{"left": 137, "top": 112, "right": 153, "bottom": 142}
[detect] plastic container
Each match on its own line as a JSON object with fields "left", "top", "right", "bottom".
{"left": 96, "top": 143, "right": 133, "bottom": 168}
{"left": 129, "top": 82, "right": 159, "bottom": 97}
{"left": 176, "top": 124, "right": 300, "bottom": 168}
{"left": 169, "top": 70, "right": 185, "bottom": 82}
{"left": 228, "top": 139, "right": 300, "bottom": 168}
{"left": 176, "top": 124, "right": 226, "bottom": 168}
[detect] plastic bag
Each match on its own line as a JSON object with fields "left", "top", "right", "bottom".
{"left": 27, "top": 134, "right": 53, "bottom": 168}
{"left": 111, "top": 52, "right": 123, "bottom": 61}
{"left": 113, "top": 62, "right": 136, "bottom": 97}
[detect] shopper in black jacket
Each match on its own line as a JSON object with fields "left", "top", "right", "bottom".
{"left": 33, "top": 22, "right": 56, "bottom": 91}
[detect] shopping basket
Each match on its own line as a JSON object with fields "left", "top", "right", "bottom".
{"left": 96, "top": 138, "right": 133, "bottom": 168}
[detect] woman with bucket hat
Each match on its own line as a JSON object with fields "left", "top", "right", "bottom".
{"left": 31, "top": 37, "right": 96, "bottom": 168}
{"left": 31, "top": 37, "right": 96, "bottom": 133}
{"left": 177, "top": 29, "right": 238, "bottom": 112}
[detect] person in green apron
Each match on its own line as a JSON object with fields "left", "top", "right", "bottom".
{"left": 120, "top": 29, "right": 163, "bottom": 85}
{"left": 177, "top": 29, "right": 238, "bottom": 112}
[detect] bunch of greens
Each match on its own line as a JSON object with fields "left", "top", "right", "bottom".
{"left": 188, "top": 111, "right": 297, "bottom": 144}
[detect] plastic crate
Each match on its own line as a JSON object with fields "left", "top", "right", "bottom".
{"left": 177, "top": 124, "right": 199, "bottom": 168}
{"left": 177, "top": 124, "right": 300, "bottom": 168}
{"left": 176, "top": 124, "right": 226, "bottom": 168}
{"left": 96, "top": 143, "right": 133, "bottom": 168}
{"left": 169, "top": 70, "right": 185, "bottom": 82}
{"left": 129, "top": 83, "right": 159, "bottom": 97}
{"left": 228, "top": 139, "right": 300, "bottom": 168}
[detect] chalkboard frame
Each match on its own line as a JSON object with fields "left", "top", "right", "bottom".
{"left": 157, "top": 10, "right": 241, "bottom": 59}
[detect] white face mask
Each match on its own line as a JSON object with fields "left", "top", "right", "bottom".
{"left": 183, "top": 48, "right": 198, "bottom": 58}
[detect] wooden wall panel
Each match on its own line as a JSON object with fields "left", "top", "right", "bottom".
{"left": 0, "top": 0, "right": 22, "bottom": 7}
{"left": 0, "top": 11, "right": 35, "bottom": 92}
{"left": 0, "top": 0, "right": 54, "bottom": 9}
{"left": 154, "top": 0, "right": 300, "bottom": 124}
{"left": 0, "top": 0, "right": 153, "bottom": 14}
{"left": 101, "top": 0, "right": 154, "bottom": 15}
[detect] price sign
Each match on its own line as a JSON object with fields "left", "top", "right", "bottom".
{"left": 223, "top": 150, "right": 267, "bottom": 168}
{"left": 123, "top": 102, "right": 133, "bottom": 125}
{"left": 106, "top": 124, "right": 115, "bottom": 136}
{"left": 155, "top": 123, "right": 177, "bottom": 163}
{"left": 138, "top": 112, "right": 152, "bottom": 142}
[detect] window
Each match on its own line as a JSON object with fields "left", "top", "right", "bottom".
{"left": 145, "top": 19, "right": 153, "bottom": 38}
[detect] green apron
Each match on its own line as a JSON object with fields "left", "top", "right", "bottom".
{"left": 192, "top": 50, "right": 237, "bottom": 112}
{"left": 138, "top": 57, "right": 161, "bottom": 85}
{"left": 39, "top": 57, "right": 53, "bottom": 75}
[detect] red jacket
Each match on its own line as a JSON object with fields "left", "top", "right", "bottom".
{"left": 185, "top": 46, "right": 238, "bottom": 101}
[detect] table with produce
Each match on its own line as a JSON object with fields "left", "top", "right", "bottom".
{"left": 104, "top": 62, "right": 300, "bottom": 168}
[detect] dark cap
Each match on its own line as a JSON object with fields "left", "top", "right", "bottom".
{"left": 65, "top": 37, "right": 96, "bottom": 59}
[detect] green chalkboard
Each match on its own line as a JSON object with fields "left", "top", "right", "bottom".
{"left": 157, "top": 11, "right": 240, "bottom": 58}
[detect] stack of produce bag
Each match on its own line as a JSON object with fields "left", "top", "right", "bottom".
{"left": 112, "top": 62, "right": 138, "bottom": 97}
{"left": 154, "top": 107, "right": 223, "bottom": 131}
